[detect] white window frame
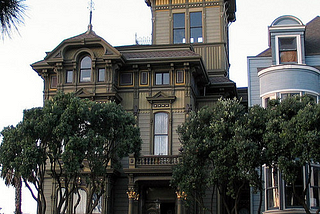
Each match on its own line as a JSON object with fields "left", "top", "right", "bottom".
{"left": 154, "top": 112, "right": 169, "bottom": 155}
{"left": 275, "top": 35, "right": 302, "bottom": 65}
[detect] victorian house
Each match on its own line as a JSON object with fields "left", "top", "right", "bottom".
{"left": 31, "top": 0, "right": 237, "bottom": 213}
{"left": 248, "top": 15, "right": 320, "bottom": 213}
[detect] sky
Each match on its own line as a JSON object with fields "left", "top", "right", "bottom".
{"left": 1, "top": 0, "right": 320, "bottom": 213}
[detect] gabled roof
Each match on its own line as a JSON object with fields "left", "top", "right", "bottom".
{"left": 256, "top": 16, "right": 320, "bottom": 57}
{"left": 305, "top": 16, "right": 320, "bottom": 55}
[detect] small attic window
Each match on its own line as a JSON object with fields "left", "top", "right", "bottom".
{"left": 275, "top": 35, "right": 302, "bottom": 65}
{"left": 279, "top": 37, "right": 297, "bottom": 64}
{"left": 80, "top": 56, "right": 92, "bottom": 82}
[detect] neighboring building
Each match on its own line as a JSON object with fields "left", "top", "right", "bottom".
{"left": 31, "top": 0, "right": 238, "bottom": 214}
{"left": 248, "top": 15, "right": 320, "bottom": 213}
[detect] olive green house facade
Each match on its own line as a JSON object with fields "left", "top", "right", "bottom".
{"left": 31, "top": 0, "right": 237, "bottom": 213}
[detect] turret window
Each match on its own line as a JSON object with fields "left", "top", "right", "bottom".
{"left": 80, "top": 56, "right": 92, "bottom": 82}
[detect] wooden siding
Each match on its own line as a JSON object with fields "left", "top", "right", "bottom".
{"left": 193, "top": 44, "right": 224, "bottom": 71}
{"left": 139, "top": 112, "right": 151, "bottom": 155}
{"left": 247, "top": 57, "right": 272, "bottom": 107}
{"left": 155, "top": 11, "right": 170, "bottom": 45}
{"left": 171, "top": 112, "right": 185, "bottom": 155}
{"left": 113, "top": 177, "right": 129, "bottom": 214}
{"left": 172, "top": 0, "right": 186, "bottom": 4}
{"left": 156, "top": 0, "right": 170, "bottom": 5}
{"left": 205, "top": 6, "right": 221, "bottom": 43}
{"left": 119, "top": 92, "right": 134, "bottom": 110}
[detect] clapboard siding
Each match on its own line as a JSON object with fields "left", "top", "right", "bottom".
{"left": 113, "top": 177, "right": 129, "bottom": 214}
{"left": 155, "top": 11, "right": 170, "bottom": 45}
{"left": 247, "top": 57, "right": 272, "bottom": 106}
{"left": 206, "top": 6, "right": 221, "bottom": 43}
{"left": 172, "top": 112, "right": 185, "bottom": 155}
{"left": 139, "top": 112, "right": 151, "bottom": 155}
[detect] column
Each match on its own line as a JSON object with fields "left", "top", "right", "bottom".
{"left": 127, "top": 187, "right": 139, "bottom": 214}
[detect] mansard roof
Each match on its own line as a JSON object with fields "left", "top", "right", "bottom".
{"left": 256, "top": 16, "right": 320, "bottom": 57}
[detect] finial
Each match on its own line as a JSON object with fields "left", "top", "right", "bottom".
{"left": 87, "top": 0, "right": 95, "bottom": 33}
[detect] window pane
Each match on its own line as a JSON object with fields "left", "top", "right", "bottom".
{"left": 163, "top": 73, "right": 169, "bottom": 85}
{"left": 141, "top": 72, "right": 148, "bottom": 85}
{"left": 154, "top": 113, "right": 169, "bottom": 155}
{"left": 311, "top": 167, "right": 320, "bottom": 208}
{"left": 155, "top": 113, "right": 168, "bottom": 134}
{"left": 51, "top": 75, "right": 57, "bottom": 88}
{"left": 120, "top": 73, "right": 133, "bottom": 85}
{"left": 174, "top": 29, "right": 185, "bottom": 44}
{"left": 66, "top": 70, "right": 73, "bottom": 83}
{"left": 173, "top": 13, "right": 185, "bottom": 28}
{"left": 190, "top": 12, "right": 202, "bottom": 27}
{"left": 279, "top": 37, "right": 297, "bottom": 63}
{"left": 156, "top": 73, "right": 163, "bottom": 85}
{"left": 154, "top": 136, "right": 168, "bottom": 155}
{"left": 279, "top": 37, "right": 297, "bottom": 50}
{"left": 98, "top": 69, "right": 105, "bottom": 82}
{"left": 92, "top": 193, "right": 102, "bottom": 214}
{"left": 73, "top": 189, "right": 87, "bottom": 214}
{"left": 191, "top": 27, "right": 202, "bottom": 43}
{"left": 80, "top": 69, "right": 91, "bottom": 82}
{"left": 190, "top": 12, "right": 202, "bottom": 43}
{"left": 266, "top": 167, "right": 279, "bottom": 209}
{"left": 81, "top": 56, "right": 92, "bottom": 68}
{"left": 285, "top": 167, "right": 303, "bottom": 207}
{"left": 173, "top": 13, "right": 185, "bottom": 44}
{"left": 176, "top": 70, "right": 184, "bottom": 83}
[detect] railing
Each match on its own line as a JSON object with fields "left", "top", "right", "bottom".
{"left": 129, "top": 155, "right": 180, "bottom": 168}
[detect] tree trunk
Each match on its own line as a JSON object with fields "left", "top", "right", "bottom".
{"left": 15, "top": 177, "right": 22, "bottom": 214}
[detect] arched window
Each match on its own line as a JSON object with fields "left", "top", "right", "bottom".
{"left": 154, "top": 112, "right": 169, "bottom": 155}
{"left": 80, "top": 56, "right": 92, "bottom": 82}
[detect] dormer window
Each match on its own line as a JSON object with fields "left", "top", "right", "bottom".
{"left": 80, "top": 56, "right": 92, "bottom": 82}
{"left": 279, "top": 37, "right": 297, "bottom": 64}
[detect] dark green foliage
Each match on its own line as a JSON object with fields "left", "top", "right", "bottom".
{"left": 0, "top": 92, "right": 142, "bottom": 214}
{"left": 172, "top": 98, "right": 264, "bottom": 214}
{"left": 0, "top": 0, "right": 26, "bottom": 39}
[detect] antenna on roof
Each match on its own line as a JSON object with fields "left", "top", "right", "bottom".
{"left": 87, "top": 0, "right": 95, "bottom": 33}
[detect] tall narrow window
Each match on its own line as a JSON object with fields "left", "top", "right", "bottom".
{"left": 80, "top": 56, "right": 92, "bottom": 82}
{"left": 50, "top": 75, "right": 57, "bottom": 88}
{"left": 310, "top": 166, "right": 320, "bottom": 208}
{"left": 285, "top": 167, "right": 304, "bottom": 207}
{"left": 173, "top": 13, "right": 185, "bottom": 44}
{"left": 266, "top": 167, "right": 280, "bottom": 209}
{"left": 98, "top": 68, "right": 105, "bottom": 82}
{"left": 190, "top": 12, "right": 202, "bottom": 43}
{"left": 154, "top": 112, "right": 168, "bottom": 155}
{"left": 140, "top": 72, "right": 148, "bottom": 85}
{"left": 66, "top": 70, "right": 73, "bottom": 83}
{"left": 73, "top": 189, "right": 87, "bottom": 214}
{"left": 279, "top": 37, "right": 297, "bottom": 64}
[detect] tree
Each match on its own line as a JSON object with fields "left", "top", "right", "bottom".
{"left": 262, "top": 96, "right": 320, "bottom": 214}
{"left": 172, "top": 98, "right": 263, "bottom": 214}
{"left": 0, "top": 125, "right": 23, "bottom": 214}
{"left": 0, "top": 92, "right": 142, "bottom": 214}
{"left": 0, "top": 0, "right": 26, "bottom": 39}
